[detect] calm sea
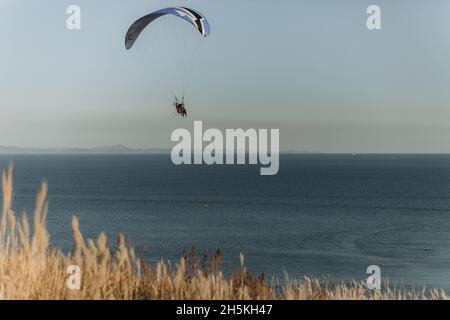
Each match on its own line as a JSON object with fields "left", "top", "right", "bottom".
{"left": 1, "top": 154, "right": 450, "bottom": 290}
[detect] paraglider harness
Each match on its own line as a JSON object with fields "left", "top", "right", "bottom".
{"left": 174, "top": 96, "right": 187, "bottom": 118}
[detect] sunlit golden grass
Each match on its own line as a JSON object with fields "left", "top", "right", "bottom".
{"left": 0, "top": 164, "right": 448, "bottom": 300}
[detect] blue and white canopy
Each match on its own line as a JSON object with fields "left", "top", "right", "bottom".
{"left": 125, "top": 7, "right": 210, "bottom": 50}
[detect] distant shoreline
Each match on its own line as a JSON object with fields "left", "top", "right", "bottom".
{"left": 2, "top": 145, "right": 450, "bottom": 155}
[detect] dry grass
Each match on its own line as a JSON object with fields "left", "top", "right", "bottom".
{"left": 0, "top": 164, "right": 448, "bottom": 300}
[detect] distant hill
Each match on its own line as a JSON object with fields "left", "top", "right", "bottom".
{"left": 0, "top": 145, "right": 169, "bottom": 154}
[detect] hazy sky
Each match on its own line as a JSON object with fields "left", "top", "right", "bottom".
{"left": 1, "top": 0, "right": 450, "bottom": 152}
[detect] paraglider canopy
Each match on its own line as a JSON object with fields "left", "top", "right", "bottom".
{"left": 125, "top": 7, "right": 210, "bottom": 50}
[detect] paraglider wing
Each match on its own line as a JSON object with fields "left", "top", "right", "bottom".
{"left": 125, "top": 7, "right": 210, "bottom": 50}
